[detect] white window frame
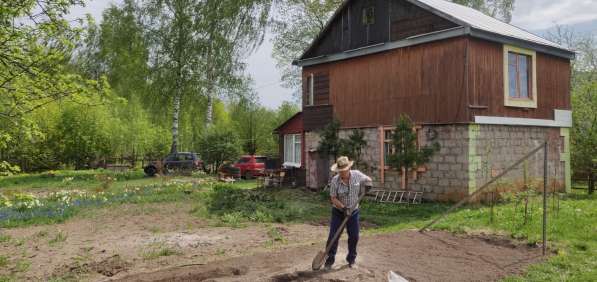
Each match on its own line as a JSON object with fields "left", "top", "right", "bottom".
{"left": 283, "top": 134, "right": 301, "bottom": 167}
{"left": 307, "top": 73, "right": 314, "bottom": 106}
{"left": 503, "top": 45, "right": 537, "bottom": 108}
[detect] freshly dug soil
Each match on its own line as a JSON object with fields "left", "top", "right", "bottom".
{"left": 114, "top": 230, "right": 543, "bottom": 282}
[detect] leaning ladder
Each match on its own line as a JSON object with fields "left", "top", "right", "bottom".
{"left": 371, "top": 190, "right": 423, "bottom": 204}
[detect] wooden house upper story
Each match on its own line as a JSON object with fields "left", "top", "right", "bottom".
{"left": 294, "top": 0, "right": 575, "bottom": 131}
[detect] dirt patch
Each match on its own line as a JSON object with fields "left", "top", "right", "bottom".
{"left": 0, "top": 201, "right": 325, "bottom": 281}
{"left": 53, "top": 255, "right": 131, "bottom": 278}
{"left": 115, "top": 230, "right": 543, "bottom": 282}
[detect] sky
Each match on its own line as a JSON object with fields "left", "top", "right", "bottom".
{"left": 69, "top": 0, "right": 597, "bottom": 109}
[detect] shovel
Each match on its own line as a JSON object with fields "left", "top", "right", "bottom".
{"left": 312, "top": 184, "right": 371, "bottom": 271}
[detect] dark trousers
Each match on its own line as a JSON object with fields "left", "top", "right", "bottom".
{"left": 325, "top": 207, "right": 360, "bottom": 265}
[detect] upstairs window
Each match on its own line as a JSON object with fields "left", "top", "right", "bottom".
{"left": 306, "top": 74, "right": 314, "bottom": 106}
{"left": 362, "top": 7, "right": 375, "bottom": 25}
{"left": 508, "top": 52, "right": 531, "bottom": 99}
{"left": 503, "top": 45, "right": 537, "bottom": 108}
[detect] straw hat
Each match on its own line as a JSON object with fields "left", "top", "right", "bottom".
{"left": 330, "top": 156, "right": 354, "bottom": 172}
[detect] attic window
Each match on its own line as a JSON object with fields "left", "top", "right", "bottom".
{"left": 362, "top": 7, "right": 375, "bottom": 25}
{"left": 503, "top": 45, "right": 537, "bottom": 108}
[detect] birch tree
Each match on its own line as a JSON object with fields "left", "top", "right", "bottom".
{"left": 141, "top": 0, "right": 271, "bottom": 153}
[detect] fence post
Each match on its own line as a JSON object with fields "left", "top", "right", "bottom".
{"left": 543, "top": 141, "right": 548, "bottom": 256}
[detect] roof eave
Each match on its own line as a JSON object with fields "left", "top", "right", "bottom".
{"left": 295, "top": 27, "right": 468, "bottom": 67}
{"left": 469, "top": 28, "right": 576, "bottom": 60}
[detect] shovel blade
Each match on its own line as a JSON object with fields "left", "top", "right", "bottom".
{"left": 311, "top": 250, "right": 327, "bottom": 270}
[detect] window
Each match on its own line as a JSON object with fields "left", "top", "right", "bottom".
{"left": 306, "top": 74, "right": 314, "bottom": 106}
{"left": 503, "top": 45, "right": 537, "bottom": 108}
{"left": 284, "top": 134, "right": 301, "bottom": 167}
{"left": 362, "top": 7, "right": 375, "bottom": 25}
{"left": 383, "top": 129, "right": 393, "bottom": 164}
{"left": 256, "top": 157, "right": 267, "bottom": 164}
{"left": 508, "top": 52, "right": 531, "bottom": 99}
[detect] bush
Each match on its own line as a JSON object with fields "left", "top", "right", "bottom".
{"left": 207, "top": 184, "right": 302, "bottom": 223}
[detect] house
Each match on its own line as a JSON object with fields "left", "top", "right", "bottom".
{"left": 277, "top": 0, "right": 574, "bottom": 201}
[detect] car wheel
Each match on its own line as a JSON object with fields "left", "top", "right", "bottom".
{"left": 144, "top": 165, "right": 157, "bottom": 177}
{"left": 244, "top": 171, "right": 253, "bottom": 180}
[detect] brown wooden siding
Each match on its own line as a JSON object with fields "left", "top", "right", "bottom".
{"left": 389, "top": 0, "right": 457, "bottom": 41}
{"left": 304, "top": 0, "right": 458, "bottom": 59}
{"left": 304, "top": 105, "right": 334, "bottom": 131}
{"left": 467, "top": 38, "right": 571, "bottom": 120}
{"left": 302, "top": 72, "right": 330, "bottom": 107}
{"left": 304, "top": 37, "right": 468, "bottom": 127}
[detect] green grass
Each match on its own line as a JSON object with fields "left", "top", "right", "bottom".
{"left": 142, "top": 244, "right": 182, "bottom": 260}
{"left": 0, "top": 169, "right": 146, "bottom": 192}
{"left": 1, "top": 170, "right": 595, "bottom": 281}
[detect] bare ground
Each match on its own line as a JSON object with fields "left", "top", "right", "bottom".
{"left": 113, "top": 230, "right": 543, "bottom": 282}
{"left": 1, "top": 203, "right": 543, "bottom": 282}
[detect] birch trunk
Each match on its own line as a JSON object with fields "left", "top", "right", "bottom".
{"left": 206, "top": 91, "right": 213, "bottom": 125}
{"left": 170, "top": 92, "right": 181, "bottom": 154}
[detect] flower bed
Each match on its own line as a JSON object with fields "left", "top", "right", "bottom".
{"left": 0, "top": 179, "right": 212, "bottom": 227}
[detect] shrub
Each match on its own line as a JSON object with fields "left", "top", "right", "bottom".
{"left": 207, "top": 184, "right": 304, "bottom": 224}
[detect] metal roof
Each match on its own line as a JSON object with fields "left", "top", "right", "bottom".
{"left": 296, "top": 0, "right": 574, "bottom": 65}
{"left": 410, "top": 0, "right": 569, "bottom": 51}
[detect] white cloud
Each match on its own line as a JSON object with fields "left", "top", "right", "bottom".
{"left": 511, "top": 0, "right": 597, "bottom": 30}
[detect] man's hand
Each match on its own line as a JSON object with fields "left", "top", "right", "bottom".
{"left": 342, "top": 207, "right": 351, "bottom": 216}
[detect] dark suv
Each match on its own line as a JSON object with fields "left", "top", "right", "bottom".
{"left": 144, "top": 152, "right": 204, "bottom": 176}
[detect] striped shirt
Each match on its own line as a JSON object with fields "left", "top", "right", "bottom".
{"left": 329, "top": 170, "right": 371, "bottom": 210}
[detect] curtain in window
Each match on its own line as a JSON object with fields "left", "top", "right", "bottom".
{"left": 294, "top": 135, "right": 301, "bottom": 165}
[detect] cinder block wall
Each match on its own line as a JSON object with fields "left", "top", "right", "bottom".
{"left": 303, "top": 124, "right": 570, "bottom": 201}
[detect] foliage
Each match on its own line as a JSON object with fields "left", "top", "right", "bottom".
{"left": 141, "top": 0, "right": 273, "bottom": 152}
{"left": 386, "top": 115, "right": 439, "bottom": 189}
{"left": 317, "top": 119, "right": 343, "bottom": 160}
{"left": 451, "top": 0, "right": 515, "bottom": 22}
{"left": 196, "top": 126, "right": 241, "bottom": 173}
{"left": 0, "top": 0, "right": 111, "bottom": 173}
{"left": 230, "top": 95, "right": 299, "bottom": 156}
{"left": 271, "top": 0, "right": 343, "bottom": 96}
{"left": 317, "top": 119, "right": 367, "bottom": 165}
{"left": 546, "top": 26, "right": 597, "bottom": 176}
{"left": 339, "top": 129, "right": 367, "bottom": 166}
{"left": 206, "top": 184, "right": 316, "bottom": 223}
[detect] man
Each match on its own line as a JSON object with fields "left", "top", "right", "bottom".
{"left": 325, "top": 156, "right": 372, "bottom": 269}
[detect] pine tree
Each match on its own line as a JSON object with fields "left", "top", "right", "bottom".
{"left": 387, "top": 115, "right": 439, "bottom": 190}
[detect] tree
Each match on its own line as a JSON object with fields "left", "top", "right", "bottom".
{"left": 141, "top": 0, "right": 272, "bottom": 154}
{"left": 317, "top": 119, "right": 343, "bottom": 161}
{"left": 318, "top": 119, "right": 367, "bottom": 166}
{"left": 271, "top": 0, "right": 515, "bottom": 99}
{"left": 546, "top": 26, "right": 597, "bottom": 177}
{"left": 197, "top": 126, "right": 241, "bottom": 174}
{"left": 339, "top": 129, "right": 367, "bottom": 166}
{"left": 387, "top": 115, "right": 439, "bottom": 190}
{"left": 452, "top": 0, "right": 514, "bottom": 22}
{"left": 0, "top": 0, "right": 110, "bottom": 173}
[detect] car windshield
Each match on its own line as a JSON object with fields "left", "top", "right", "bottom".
{"left": 256, "top": 157, "right": 267, "bottom": 163}
{"left": 237, "top": 158, "right": 250, "bottom": 164}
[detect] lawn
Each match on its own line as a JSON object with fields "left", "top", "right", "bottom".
{"left": 0, "top": 170, "right": 595, "bottom": 281}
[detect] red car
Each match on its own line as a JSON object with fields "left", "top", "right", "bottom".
{"left": 233, "top": 155, "right": 267, "bottom": 179}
